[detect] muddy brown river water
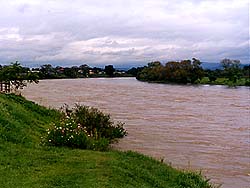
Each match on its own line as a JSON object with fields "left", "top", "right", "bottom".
{"left": 22, "top": 78, "right": 250, "bottom": 188}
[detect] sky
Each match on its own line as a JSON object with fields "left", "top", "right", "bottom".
{"left": 0, "top": 0, "right": 249, "bottom": 67}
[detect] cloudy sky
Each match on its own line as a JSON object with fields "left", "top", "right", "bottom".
{"left": 0, "top": 0, "right": 249, "bottom": 67}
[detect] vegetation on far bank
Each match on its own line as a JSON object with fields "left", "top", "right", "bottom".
{"left": 0, "top": 93, "right": 213, "bottom": 188}
{"left": 134, "top": 58, "right": 249, "bottom": 86}
{"left": 32, "top": 64, "right": 130, "bottom": 79}
{"left": 1, "top": 58, "right": 249, "bottom": 91}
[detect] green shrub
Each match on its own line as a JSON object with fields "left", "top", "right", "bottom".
{"left": 199, "top": 77, "right": 210, "bottom": 84}
{"left": 44, "top": 104, "right": 127, "bottom": 151}
{"left": 244, "top": 79, "right": 250, "bottom": 86}
{"left": 69, "top": 104, "right": 127, "bottom": 140}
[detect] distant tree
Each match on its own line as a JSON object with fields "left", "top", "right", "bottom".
{"left": 147, "top": 62, "right": 164, "bottom": 81}
{"left": 205, "top": 70, "right": 217, "bottom": 82}
{"left": 220, "top": 58, "right": 242, "bottom": 83}
{"left": 104, "top": 65, "right": 115, "bottom": 77}
{"left": 190, "top": 58, "right": 204, "bottom": 83}
{"left": 148, "top": 61, "right": 162, "bottom": 68}
{"left": 164, "top": 59, "right": 203, "bottom": 83}
{"left": 137, "top": 62, "right": 164, "bottom": 81}
{"left": 79, "top": 64, "right": 90, "bottom": 76}
{"left": 92, "top": 67, "right": 103, "bottom": 74}
{"left": 39, "top": 64, "right": 56, "bottom": 79}
{"left": 126, "top": 67, "right": 144, "bottom": 77}
{"left": 136, "top": 59, "right": 204, "bottom": 84}
{"left": 64, "top": 66, "right": 79, "bottom": 78}
{"left": 242, "top": 65, "right": 250, "bottom": 78}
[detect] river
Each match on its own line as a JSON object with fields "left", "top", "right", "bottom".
{"left": 22, "top": 77, "right": 250, "bottom": 188}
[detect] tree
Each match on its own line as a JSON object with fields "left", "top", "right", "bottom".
{"left": 0, "top": 62, "right": 39, "bottom": 92}
{"left": 64, "top": 66, "right": 79, "bottom": 78}
{"left": 39, "top": 64, "right": 56, "bottom": 79}
{"left": 136, "top": 62, "right": 164, "bottom": 81}
{"left": 190, "top": 58, "right": 204, "bottom": 83}
{"left": 127, "top": 67, "right": 144, "bottom": 77}
{"left": 136, "top": 59, "right": 204, "bottom": 84}
{"left": 242, "top": 65, "right": 250, "bottom": 78}
{"left": 104, "top": 65, "right": 115, "bottom": 77}
{"left": 79, "top": 64, "right": 90, "bottom": 77}
{"left": 148, "top": 61, "right": 161, "bottom": 68}
{"left": 220, "top": 58, "right": 242, "bottom": 83}
{"left": 164, "top": 60, "right": 191, "bottom": 83}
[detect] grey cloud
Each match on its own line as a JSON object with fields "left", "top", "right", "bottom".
{"left": 0, "top": 0, "right": 249, "bottom": 66}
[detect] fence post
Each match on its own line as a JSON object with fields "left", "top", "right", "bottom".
{"left": 7, "top": 81, "right": 11, "bottom": 93}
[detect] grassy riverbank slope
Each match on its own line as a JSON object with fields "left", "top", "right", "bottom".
{"left": 0, "top": 94, "right": 212, "bottom": 188}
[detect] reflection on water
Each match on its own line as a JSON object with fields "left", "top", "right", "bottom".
{"left": 22, "top": 78, "right": 250, "bottom": 188}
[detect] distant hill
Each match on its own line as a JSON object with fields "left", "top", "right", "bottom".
{"left": 201, "top": 62, "right": 222, "bottom": 70}
{"left": 201, "top": 62, "right": 249, "bottom": 70}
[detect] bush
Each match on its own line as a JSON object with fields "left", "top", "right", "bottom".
{"left": 45, "top": 117, "right": 89, "bottom": 149}
{"left": 44, "top": 104, "right": 127, "bottom": 151}
{"left": 69, "top": 104, "right": 127, "bottom": 140}
{"left": 199, "top": 77, "right": 210, "bottom": 84}
{"left": 244, "top": 79, "right": 250, "bottom": 86}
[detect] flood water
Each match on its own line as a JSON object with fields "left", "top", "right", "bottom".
{"left": 22, "top": 78, "right": 250, "bottom": 188}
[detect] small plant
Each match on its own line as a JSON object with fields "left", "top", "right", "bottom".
{"left": 44, "top": 104, "right": 127, "bottom": 151}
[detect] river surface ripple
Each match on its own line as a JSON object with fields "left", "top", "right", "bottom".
{"left": 22, "top": 78, "right": 250, "bottom": 188}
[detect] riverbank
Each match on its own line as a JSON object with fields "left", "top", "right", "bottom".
{"left": 137, "top": 77, "right": 250, "bottom": 87}
{"left": 21, "top": 78, "right": 250, "bottom": 188}
{"left": 0, "top": 93, "right": 212, "bottom": 188}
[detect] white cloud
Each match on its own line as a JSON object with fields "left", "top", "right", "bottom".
{"left": 0, "top": 0, "right": 249, "bottom": 65}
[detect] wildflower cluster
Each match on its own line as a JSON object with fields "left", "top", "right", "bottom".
{"left": 44, "top": 104, "right": 127, "bottom": 151}
{"left": 46, "top": 117, "right": 90, "bottom": 149}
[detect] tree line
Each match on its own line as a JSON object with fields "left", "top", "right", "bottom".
{"left": 0, "top": 58, "right": 249, "bottom": 93}
{"left": 129, "top": 58, "right": 249, "bottom": 86}
{"left": 0, "top": 62, "right": 130, "bottom": 93}
{"left": 33, "top": 64, "right": 128, "bottom": 79}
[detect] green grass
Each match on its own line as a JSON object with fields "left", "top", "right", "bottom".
{"left": 199, "top": 77, "right": 250, "bottom": 86}
{"left": 0, "top": 93, "right": 212, "bottom": 188}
